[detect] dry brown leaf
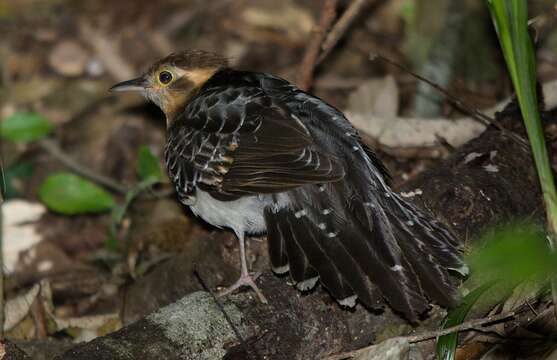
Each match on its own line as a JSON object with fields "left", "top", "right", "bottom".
{"left": 4, "top": 284, "right": 40, "bottom": 331}
{"left": 4, "top": 200, "right": 45, "bottom": 274}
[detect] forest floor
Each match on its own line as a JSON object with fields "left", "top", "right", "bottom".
{"left": 2, "top": 0, "right": 557, "bottom": 359}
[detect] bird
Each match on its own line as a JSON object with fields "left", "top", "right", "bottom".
{"left": 111, "top": 50, "right": 466, "bottom": 321}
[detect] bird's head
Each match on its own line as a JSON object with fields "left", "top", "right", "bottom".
{"left": 111, "top": 50, "right": 227, "bottom": 123}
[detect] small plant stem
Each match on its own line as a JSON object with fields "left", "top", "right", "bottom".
{"left": 487, "top": 0, "right": 557, "bottom": 322}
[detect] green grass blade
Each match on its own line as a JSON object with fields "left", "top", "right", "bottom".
{"left": 486, "top": 0, "right": 557, "bottom": 232}
{"left": 436, "top": 282, "right": 494, "bottom": 360}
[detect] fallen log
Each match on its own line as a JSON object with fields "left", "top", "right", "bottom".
{"left": 53, "top": 119, "right": 544, "bottom": 359}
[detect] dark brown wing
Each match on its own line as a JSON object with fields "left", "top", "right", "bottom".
{"left": 164, "top": 85, "right": 344, "bottom": 201}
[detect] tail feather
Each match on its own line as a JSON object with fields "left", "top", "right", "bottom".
{"left": 265, "top": 209, "right": 289, "bottom": 273}
{"left": 350, "top": 199, "right": 431, "bottom": 320}
{"left": 382, "top": 193, "right": 464, "bottom": 307}
{"left": 277, "top": 214, "right": 318, "bottom": 283}
{"left": 387, "top": 210, "right": 458, "bottom": 307}
{"left": 292, "top": 186, "right": 383, "bottom": 307}
{"left": 264, "top": 176, "right": 463, "bottom": 321}
{"left": 283, "top": 210, "right": 355, "bottom": 298}
{"left": 302, "top": 184, "right": 431, "bottom": 319}
{"left": 392, "top": 195, "right": 463, "bottom": 269}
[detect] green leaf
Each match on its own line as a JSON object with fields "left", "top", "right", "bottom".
{"left": 466, "top": 223, "right": 555, "bottom": 285}
{"left": 0, "top": 112, "right": 53, "bottom": 142}
{"left": 136, "top": 145, "right": 162, "bottom": 181}
{"left": 436, "top": 282, "right": 494, "bottom": 360}
{"left": 38, "top": 172, "right": 115, "bottom": 215}
{"left": 436, "top": 223, "right": 557, "bottom": 360}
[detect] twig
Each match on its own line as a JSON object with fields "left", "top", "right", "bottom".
{"left": 317, "top": 0, "right": 372, "bottom": 65}
{"left": 298, "top": 0, "right": 338, "bottom": 91}
{"left": 30, "top": 296, "right": 47, "bottom": 339}
{"left": 193, "top": 268, "right": 260, "bottom": 360}
{"left": 372, "top": 54, "right": 529, "bottom": 148}
{"left": 39, "top": 138, "right": 174, "bottom": 200}
{"left": 373, "top": 54, "right": 496, "bottom": 127}
{"left": 406, "top": 311, "right": 517, "bottom": 343}
{"left": 326, "top": 310, "right": 518, "bottom": 359}
{"left": 38, "top": 138, "right": 129, "bottom": 194}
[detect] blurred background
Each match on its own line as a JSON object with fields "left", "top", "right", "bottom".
{"left": 1, "top": 0, "right": 557, "bottom": 357}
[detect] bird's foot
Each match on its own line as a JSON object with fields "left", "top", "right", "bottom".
{"left": 218, "top": 272, "right": 268, "bottom": 303}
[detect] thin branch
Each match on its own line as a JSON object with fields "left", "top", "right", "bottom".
{"left": 193, "top": 268, "right": 260, "bottom": 360}
{"left": 298, "top": 0, "right": 338, "bottom": 91}
{"left": 317, "top": 0, "right": 371, "bottom": 65}
{"left": 39, "top": 138, "right": 175, "bottom": 200}
{"left": 372, "top": 53, "right": 529, "bottom": 148}
{"left": 326, "top": 310, "right": 518, "bottom": 360}
{"left": 406, "top": 311, "right": 517, "bottom": 343}
{"left": 373, "top": 54, "right": 496, "bottom": 127}
{"left": 38, "top": 139, "right": 129, "bottom": 194}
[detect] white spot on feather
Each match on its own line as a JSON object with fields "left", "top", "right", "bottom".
{"left": 449, "top": 263, "right": 470, "bottom": 276}
{"left": 338, "top": 295, "right": 358, "bottom": 307}
{"left": 400, "top": 189, "right": 423, "bottom": 198}
{"left": 296, "top": 276, "right": 319, "bottom": 291}
{"left": 391, "top": 265, "right": 403, "bottom": 272}
{"left": 272, "top": 265, "right": 290, "bottom": 274}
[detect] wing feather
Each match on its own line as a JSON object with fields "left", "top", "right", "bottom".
{"left": 165, "top": 85, "right": 344, "bottom": 201}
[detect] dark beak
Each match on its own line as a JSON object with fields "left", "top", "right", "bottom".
{"left": 110, "top": 77, "right": 149, "bottom": 92}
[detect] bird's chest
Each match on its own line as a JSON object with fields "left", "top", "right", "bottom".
{"left": 188, "top": 189, "right": 268, "bottom": 235}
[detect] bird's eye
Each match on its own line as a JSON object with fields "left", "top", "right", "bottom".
{"left": 159, "top": 71, "right": 173, "bottom": 85}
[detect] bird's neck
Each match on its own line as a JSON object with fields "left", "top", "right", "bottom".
{"left": 164, "top": 68, "right": 220, "bottom": 127}
{"left": 163, "top": 92, "right": 191, "bottom": 127}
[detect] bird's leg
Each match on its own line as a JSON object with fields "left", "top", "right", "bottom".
{"left": 218, "top": 231, "right": 268, "bottom": 303}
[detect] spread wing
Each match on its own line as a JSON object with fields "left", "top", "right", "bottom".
{"left": 164, "top": 86, "right": 344, "bottom": 201}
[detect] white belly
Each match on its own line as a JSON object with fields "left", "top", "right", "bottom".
{"left": 188, "top": 189, "right": 269, "bottom": 235}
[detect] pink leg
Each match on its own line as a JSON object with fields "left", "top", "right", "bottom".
{"left": 218, "top": 232, "right": 268, "bottom": 303}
